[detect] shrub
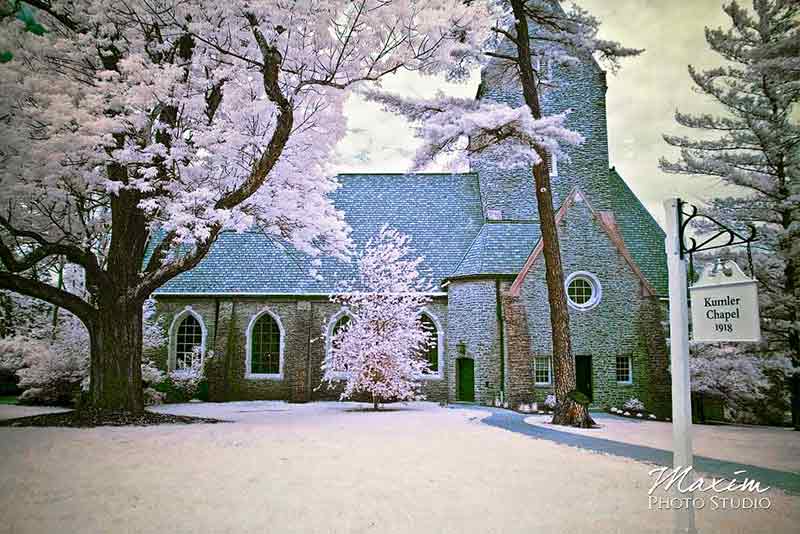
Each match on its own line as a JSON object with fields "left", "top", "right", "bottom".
{"left": 543, "top": 394, "right": 557, "bottom": 409}
{"left": 144, "top": 387, "right": 166, "bottom": 406}
{"left": 155, "top": 349, "right": 205, "bottom": 402}
{"left": 153, "top": 377, "right": 185, "bottom": 403}
{"left": 623, "top": 398, "right": 646, "bottom": 413}
{"left": 8, "top": 298, "right": 168, "bottom": 406}
{"left": 16, "top": 342, "right": 87, "bottom": 406}
{"left": 0, "top": 336, "right": 29, "bottom": 377}
{"left": 141, "top": 359, "right": 166, "bottom": 387}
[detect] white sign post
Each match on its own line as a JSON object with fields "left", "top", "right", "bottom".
{"left": 690, "top": 261, "right": 761, "bottom": 343}
{"left": 663, "top": 199, "right": 696, "bottom": 534}
{"left": 664, "top": 198, "right": 761, "bottom": 534}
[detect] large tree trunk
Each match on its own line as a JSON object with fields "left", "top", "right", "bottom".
{"left": 87, "top": 186, "right": 149, "bottom": 413}
{"left": 533, "top": 162, "right": 593, "bottom": 428}
{"left": 89, "top": 303, "right": 144, "bottom": 413}
{"left": 510, "top": 0, "right": 594, "bottom": 428}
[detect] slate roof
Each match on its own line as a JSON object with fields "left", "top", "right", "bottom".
{"left": 152, "top": 173, "right": 485, "bottom": 295}
{"left": 607, "top": 168, "right": 668, "bottom": 296}
{"left": 151, "top": 169, "right": 668, "bottom": 297}
{"left": 449, "top": 222, "right": 541, "bottom": 278}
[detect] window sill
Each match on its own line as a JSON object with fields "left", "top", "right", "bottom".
{"left": 616, "top": 381, "right": 633, "bottom": 386}
{"left": 534, "top": 382, "right": 552, "bottom": 387}
{"left": 245, "top": 373, "right": 283, "bottom": 381}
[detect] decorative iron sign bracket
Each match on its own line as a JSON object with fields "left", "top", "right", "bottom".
{"left": 676, "top": 199, "right": 758, "bottom": 276}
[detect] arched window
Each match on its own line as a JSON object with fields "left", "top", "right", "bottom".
{"left": 330, "top": 314, "right": 351, "bottom": 372}
{"left": 333, "top": 314, "right": 351, "bottom": 337}
{"left": 418, "top": 310, "right": 443, "bottom": 379}
{"left": 248, "top": 311, "right": 282, "bottom": 377}
{"left": 326, "top": 310, "right": 354, "bottom": 375}
{"left": 420, "top": 314, "right": 439, "bottom": 374}
{"left": 175, "top": 314, "right": 203, "bottom": 369}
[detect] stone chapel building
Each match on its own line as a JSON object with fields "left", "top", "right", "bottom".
{"left": 150, "top": 44, "right": 672, "bottom": 416}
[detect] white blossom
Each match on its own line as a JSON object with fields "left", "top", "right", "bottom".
{"left": 321, "top": 226, "right": 433, "bottom": 408}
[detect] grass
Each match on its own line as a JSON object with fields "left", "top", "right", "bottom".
{"left": 0, "top": 396, "right": 19, "bottom": 405}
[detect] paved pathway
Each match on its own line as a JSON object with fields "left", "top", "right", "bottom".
{"left": 453, "top": 405, "right": 800, "bottom": 495}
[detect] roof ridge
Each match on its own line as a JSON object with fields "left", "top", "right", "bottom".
{"left": 450, "top": 222, "right": 487, "bottom": 278}
{"left": 607, "top": 167, "right": 665, "bottom": 234}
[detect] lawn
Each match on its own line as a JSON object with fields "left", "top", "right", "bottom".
{"left": 1, "top": 401, "right": 798, "bottom": 534}
{"left": 0, "top": 396, "right": 18, "bottom": 405}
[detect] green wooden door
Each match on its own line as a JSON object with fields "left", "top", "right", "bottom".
{"left": 457, "top": 358, "right": 475, "bottom": 402}
{"left": 575, "top": 355, "right": 593, "bottom": 401}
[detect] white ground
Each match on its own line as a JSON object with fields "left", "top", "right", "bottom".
{"left": 525, "top": 413, "right": 800, "bottom": 473}
{"left": 0, "top": 401, "right": 797, "bottom": 534}
{"left": 0, "top": 404, "right": 71, "bottom": 421}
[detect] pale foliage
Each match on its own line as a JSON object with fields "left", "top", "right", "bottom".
{"left": 362, "top": 89, "right": 583, "bottom": 170}
{"left": 690, "top": 343, "right": 792, "bottom": 410}
{"left": 543, "top": 394, "right": 557, "bottom": 409}
{"left": 143, "top": 387, "right": 166, "bottom": 406}
{"left": 321, "top": 227, "right": 433, "bottom": 407}
{"left": 6, "top": 289, "right": 168, "bottom": 403}
{"left": 168, "top": 346, "right": 204, "bottom": 398}
{"left": 622, "top": 398, "right": 645, "bottom": 413}
{"left": 0, "top": 3, "right": 490, "bottom": 409}
{"left": 0, "top": 0, "right": 488, "bottom": 288}
{"left": 0, "top": 335, "right": 41, "bottom": 376}
{"left": 16, "top": 336, "right": 88, "bottom": 405}
{"left": 141, "top": 357, "right": 166, "bottom": 387}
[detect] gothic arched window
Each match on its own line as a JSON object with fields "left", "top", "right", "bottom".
{"left": 420, "top": 314, "right": 439, "bottom": 374}
{"left": 175, "top": 314, "right": 203, "bottom": 370}
{"left": 249, "top": 312, "right": 282, "bottom": 376}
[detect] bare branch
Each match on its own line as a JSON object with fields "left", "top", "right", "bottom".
{"left": 0, "top": 272, "right": 96, "bottom": 324}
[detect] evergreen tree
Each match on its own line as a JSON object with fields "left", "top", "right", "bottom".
{"left": 661, "top": 0, "right": 800, "bottom": 428}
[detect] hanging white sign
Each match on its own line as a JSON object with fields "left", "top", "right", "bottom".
{"left": 689, "top": 260, "right": 761, "bottom": 342}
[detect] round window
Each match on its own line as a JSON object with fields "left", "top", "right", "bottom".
{"left": 565, "top": 272, "right": 602, "bottom": 310}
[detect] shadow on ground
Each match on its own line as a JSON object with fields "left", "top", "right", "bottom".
{"left": 452, "top": 404, "right": 800, "bottom": 496}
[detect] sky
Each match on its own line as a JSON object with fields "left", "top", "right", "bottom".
{"left": 331, "top": 0, "right": 733, "bottom": 226}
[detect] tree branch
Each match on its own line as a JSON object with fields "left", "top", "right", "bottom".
{"left": 215, "top": 13, "right": 294, "bottom": 211}
{"left": 0, "top": 272, "right": 96, "bottom": 325}
{"left": 0, "top": 214, "right": 109, "bottom": 287}
{"left": 139, "top": 15, "right": 296, "bottom": 297}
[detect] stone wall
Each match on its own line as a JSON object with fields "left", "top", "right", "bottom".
{"left": 470, "top": 41, "right": 611, "bottom": 219}
{"left": 502, "top": 288, "right": 535, "bottom": 407}
{"left": 154, "top": 296, "right": 449, "bottom": 404}
{"left": 514, "top": 196, "right": 669, "bottom": 412}
{"left": 446, "top": 280, "right": 502, "bottom": 404}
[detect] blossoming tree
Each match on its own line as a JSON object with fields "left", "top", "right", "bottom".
{"left": 365, "top": 0, "right": 640, "bottom": 427}
{"left": 0, "top": 0, "right": 485, "bottom": 412}
{"left": 322, "top": 227, "right": 433, "bottom": 410}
